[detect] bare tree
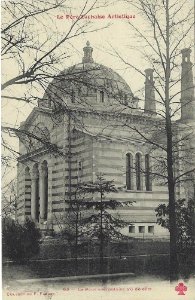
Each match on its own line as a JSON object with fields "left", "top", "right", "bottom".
{"left": 1, "top": 0, "right": 110, "bottom": 91}
{"left": 108, "top": 0, "right": 194, "bottom": 281}
{"left": 1, "top": 179, "right": 17, "bottom": 219}
{"left": 1, "top": 0, "right": 111, "bottom": 182}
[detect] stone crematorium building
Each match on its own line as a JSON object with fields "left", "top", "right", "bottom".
{"left": 17, "top": 43, "right": 195, "bottom": 238}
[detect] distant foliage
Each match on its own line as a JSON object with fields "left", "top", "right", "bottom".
{"left": 2, "top": 218, "right": 41, "bottom": 262}
{"left": 155, "top": 198, "right": 195, "bottom": 251}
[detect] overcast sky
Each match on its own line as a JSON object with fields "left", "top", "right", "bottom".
{"left": 1, "top": 0, "right": 194, "bottom": 186}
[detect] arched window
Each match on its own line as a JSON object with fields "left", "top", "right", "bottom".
{"left": 145, "top": 154, "right": 152, "bottom": 191}
{"left": 100, "top": 91, "right": 104, "bottom": 103}
{"left": 126, "top": 153, "right": 133, "bottom": 190}
{"left": 135, "top": 153, "right": 142, "bottom": 190}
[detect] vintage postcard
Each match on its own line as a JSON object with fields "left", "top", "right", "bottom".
{"left": 1, "top": 0, "right": 195, "bottom": 299}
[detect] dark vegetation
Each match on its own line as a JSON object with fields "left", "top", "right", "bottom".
{"left": 2, "top": 218, "right": 41, "bottom": 262}
{"left": 2, "top": 217, "right": 194, "bottom": 280}
{"left": 156, "top": 198, "right": 195, "bottom": 254}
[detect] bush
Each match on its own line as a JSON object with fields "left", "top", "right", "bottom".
{"left": 2, "top": 217, "right": 41, "bottom": 262}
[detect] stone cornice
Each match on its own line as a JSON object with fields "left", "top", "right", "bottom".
{"left": 65, "top": 105, "right": 161, "bottom": 126}
{"left": 74, "top": 127, "right": 146, "bottom": 145}
{"left": 21, "top": 103, "right": 163, "bottom": 129}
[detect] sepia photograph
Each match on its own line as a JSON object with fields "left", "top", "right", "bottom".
{"left": 1, "top": 0, "right": 195, "bottom": 299}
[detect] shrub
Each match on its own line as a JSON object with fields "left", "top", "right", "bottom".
{"left": 2, "top": 217, "right": 41, "bottom": 262}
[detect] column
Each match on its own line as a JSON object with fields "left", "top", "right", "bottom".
{"left": 30, "top": 171, "right": 39, "bottom": 221}
{"left": 39, "top": 165, "right": 48, "bottom": 222}
{"left": 47, "top": 161, "right": 53, "bottom": 227}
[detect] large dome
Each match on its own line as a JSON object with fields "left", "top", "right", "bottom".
{"left": 39, "top": 42, "right": 137, "bottom": 109}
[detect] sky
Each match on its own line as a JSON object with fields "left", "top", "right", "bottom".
{"left": 2, "top": 1, "right": 147, "bottom": 123}
{"left": 1, "top": 0, "right": 145, "bottom": 186}
{"left": 1, "top": 0, "right": 194, "bottom": 187}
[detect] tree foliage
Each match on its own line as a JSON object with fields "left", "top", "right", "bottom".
{"left": 2, "top": 218, "right": 41, "bottom": 262}
{"left": 80, "top": 175, "right": 132, "bottom": 241}
{"left": 156, "top": 198, "right": 195, "bottom": 252}
{"left": 78, "top": 175, "right": 133, "bottom": 272}
{"left": 60, "top": 175, "right": 133, "bottom": 273}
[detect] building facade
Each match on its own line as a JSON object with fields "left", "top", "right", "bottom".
{"left": 17, "top": 43, "right": 195, "bottom": 238}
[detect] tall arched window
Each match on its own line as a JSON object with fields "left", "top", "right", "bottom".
{"left": 145, "top": 154, "right": 152, "bottom": 191}
{"left": 135, "top": 153, "right": 142, "bottom": 190}
{"left": 126, "top": 153, "right": 133, "bottom": 190}
{"left": 100, "top": 91, "right": 104, "bottom": 103}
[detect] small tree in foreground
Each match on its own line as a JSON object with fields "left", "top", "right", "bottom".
{"left": 60, "top": 185, "right": 92, "bottom": 274}
{"left": 2, "top": 218, "right": 41, "bottom": 262}
{"left": 80, "top": 175, "right": 133, "bottom": 273}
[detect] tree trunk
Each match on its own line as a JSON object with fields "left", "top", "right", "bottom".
{"left": 165, "top": 0, "right": 179, "bottom": 281}
{"left": 166, "top": 104, "right": 179, "bottom": 282}
{"left": 99, "top": 188, "right": 104, "bottom": 273}
{"left": 68, "top": 112, "right": 72, "bottom": 202}
{"left": 75, "top": 211, "right": 78, "bottom": 275}
{"left": 167, "top": 154, "right": 179, "bottom": 281}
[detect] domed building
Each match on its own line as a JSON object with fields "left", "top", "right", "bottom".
{"left": 39, "top": 41, "right": 137, "bottom": 111}
{"left": 17, "top": 43, "right": 195, "bottom": 238}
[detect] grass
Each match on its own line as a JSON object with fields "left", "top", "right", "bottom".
{"left": 3, "top": 239, "right": 195, "bottom": 282}
{"left": 3, "top": 255, "right": 170, "bottom": 281}
{"left": 2, "top": 239, "right": 171, "bottom": 281}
